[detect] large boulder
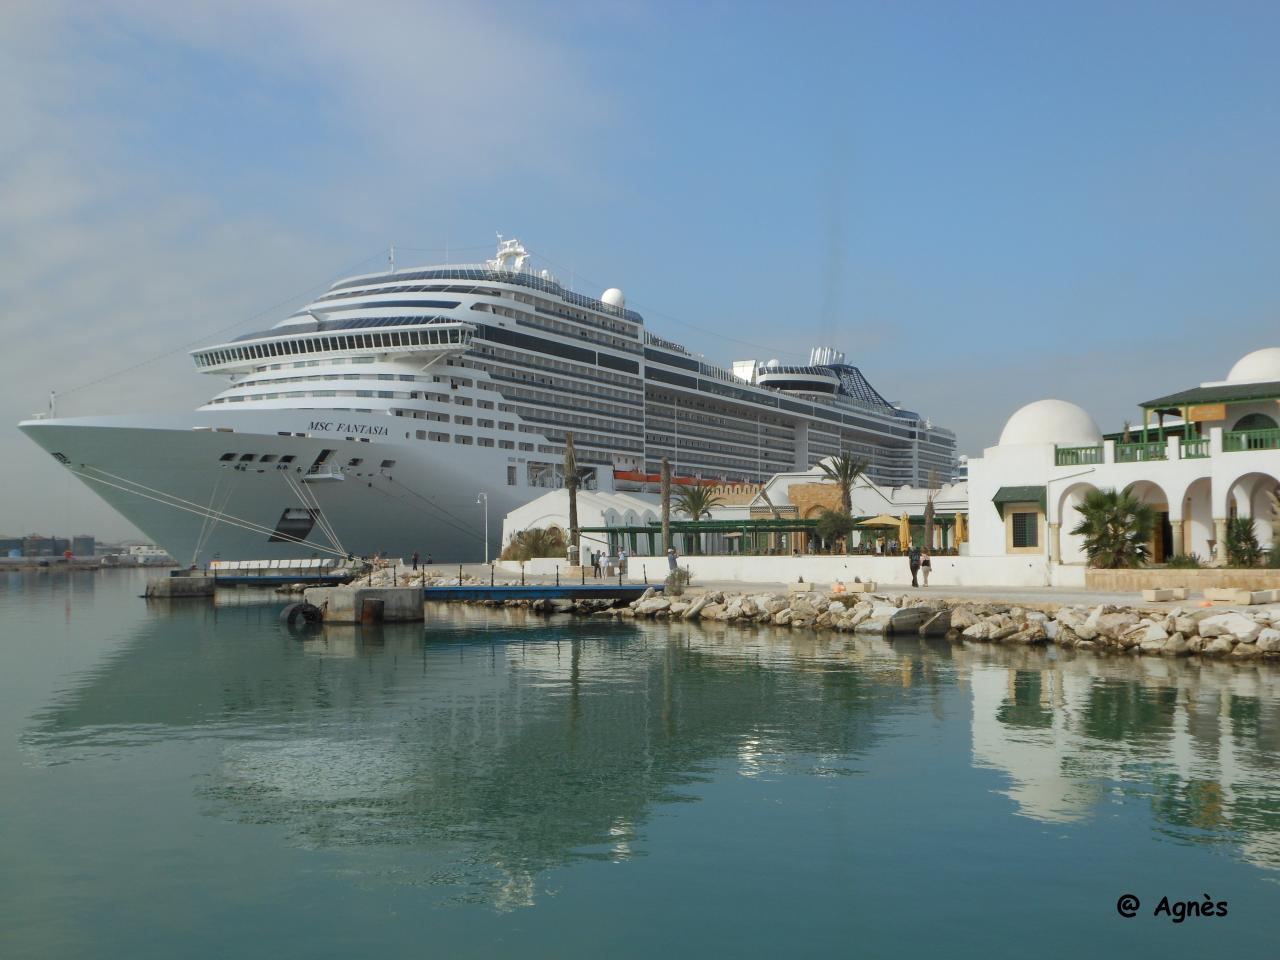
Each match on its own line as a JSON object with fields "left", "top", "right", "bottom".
{"left": 1095, "top": 612, "right": 1140, "bottom": 641}
{"left": 682, "top": 595, "right": 711, "bottom": 619}
{"left": 1256, "top": 628, "right": 1280, "bottom": 654}
{"left": 1161, "top": 633, "right": 1191, "bottom": 657}
{"left": 1204, "top": 636, "right": 1235, "bottom": 656}
{"left": 699, "top": 603, "right": 725, "bottom": 620}
{"left": 1198, "top": 612, "right": 1262, "bottom": 644}
{"left": 634, "top": 597, "right": 671, "bottom": 617}
{"left": 950, "top": 607, "right": 980, "bottom": 630}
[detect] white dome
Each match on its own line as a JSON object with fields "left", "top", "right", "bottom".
{"left": 998, "top": 399, "right": 1102, "bottom": 447}
{"left": 1226, "top": 347, "right": 1280, "bottom": 384}
{"left": 601, "top": 288, "right": 625, "bottom": 308}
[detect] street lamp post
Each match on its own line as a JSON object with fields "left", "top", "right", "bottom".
{"left": 476, "top": 492, "right": 489, "bottom": 564}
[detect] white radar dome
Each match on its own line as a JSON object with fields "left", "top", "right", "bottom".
{"left": 1226, "top": 347, "right": 1280, "bottom": 384}
{"left": 998, "top": 399, "right": 1102, "bottom": 447}
{"left": 601, "top": 288, "right": 626, "bottom": 308}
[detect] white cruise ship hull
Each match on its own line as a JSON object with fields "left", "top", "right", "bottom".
{"left": 20, "top": 411, "right": 522, "bottom": 564}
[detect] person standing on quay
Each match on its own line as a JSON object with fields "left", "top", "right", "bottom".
{"left": 619, "top": 547, "right": 628, "bottom": 575}
{"left": 592, "top": 550, "right": 601, "bottom": 578}
{"left": 920, "top": 548, "right": 931, "bottom": 587}
{"left": 411, "top": 551, "right": 419, "bottom": 571}
{"left": 667, "top": 546, "right": 678, "bottom": 571}
{"left": 908, "top": 544, "right": 921, "bottom": 587}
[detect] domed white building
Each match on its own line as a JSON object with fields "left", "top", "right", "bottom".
{"left": 997, "top": 399, "right": 1103, "bottom": 448}
{"left": 966, "top": 348, "right": 1280, "bottom": 571}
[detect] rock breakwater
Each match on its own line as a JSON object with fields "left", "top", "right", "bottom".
{"left": 483, "top": 589, "right": 1280, "bottom": 663}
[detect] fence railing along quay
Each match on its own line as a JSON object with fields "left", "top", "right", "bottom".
{"left": 1224, "top": 427, "right": 1280, "bottom": 452}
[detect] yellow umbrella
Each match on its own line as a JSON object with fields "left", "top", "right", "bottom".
{"left": 856, "top": 513, "right": 900, "bottom": 528}
{"left": 899, "top": 512, "right": 911, "bottom": 550}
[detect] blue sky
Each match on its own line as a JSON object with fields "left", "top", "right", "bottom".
{"left": 2, "top": 0, "right": 1278, "bottom": 537}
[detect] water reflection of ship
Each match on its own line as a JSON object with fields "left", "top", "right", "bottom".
{"left": 966, "top": 646, "right": 1280, "bottom": 869}
{"left": 24, "top": 604, "right": 918, "bottom": 909}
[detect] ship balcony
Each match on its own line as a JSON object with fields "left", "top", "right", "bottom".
{"left": 301, "top": 465, "right": 345, "bottom": 483}
{"left": 192, "top": 322, "right": 475, "bottom": 374}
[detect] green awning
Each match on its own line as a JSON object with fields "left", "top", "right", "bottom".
{"left": 1141, "top": 380, "right": 1280, "bottom": 411}
{"left": 992, "top": 485, "right": 1046, "bottom": 518}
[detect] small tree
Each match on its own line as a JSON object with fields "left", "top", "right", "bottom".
{"left": 923, "top": 469, "right": 939, "bottom": 550}
{"left": 1070, "top": 488, "right": 1155, "bottom": 568}
{"left": 814, "top": 509, "right": 855, "bottom": 555}
{"left": 500, "top": 527, "right": 567, "bottom": 561}
{"left": 818, "top": 452, "right": 868, "bottom": 515}
{"left": 674, "top": 484, "right": 725, "bottom": 554}
{"left": 1225, "top": 517, "right": 1262, "bottom": 567}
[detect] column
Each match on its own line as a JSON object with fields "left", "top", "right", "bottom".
{"left": 1049, "top": 522, "right": 1061, "bottom": 563}
{"left": 1213, "top": 518, "right": 1228, "bottom": 564}
{"left": 1169, "top": 520, "right": 1184, "bottom": 558}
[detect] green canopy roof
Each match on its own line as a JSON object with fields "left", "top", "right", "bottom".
{"left": 991, "top": 485, "right": 1046, "bottom": 518}
{"left": 1141, "top": 380, "right": 1280, "bottom": 411}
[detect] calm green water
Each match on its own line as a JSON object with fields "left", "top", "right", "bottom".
{"left": 2, "top": 571, "right": 1279, "bottom": 957}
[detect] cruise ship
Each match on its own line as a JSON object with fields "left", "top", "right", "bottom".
{"left": 20, "top": 238, "right": 956, "bottom": 563}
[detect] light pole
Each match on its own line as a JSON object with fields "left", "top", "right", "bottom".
{"left": 476, "top": 492, "right": 489, "bottom": 563}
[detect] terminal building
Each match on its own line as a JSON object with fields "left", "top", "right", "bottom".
{"left": 967, "top": 347, "right": 1280, "bottom": 564}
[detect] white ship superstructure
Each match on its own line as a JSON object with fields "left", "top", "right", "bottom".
{"left": 20, "top": 238, "right": 956, "bottom": 562}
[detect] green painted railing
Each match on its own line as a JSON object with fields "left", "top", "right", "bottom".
{"left": 1115, "top": 441, "right": 1167, "bottom": 463}
{"left": 1055, "top": 445, "right": 1103, "bottom": 466}
{"left": 1181, "top": 437, "right": 1210, "bottom": 459}
{"left": 1224, "top": 428, "right": 1280, "bottom": 452}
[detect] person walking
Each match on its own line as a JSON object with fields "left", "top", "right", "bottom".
{"left": 591, "top": 550, "right": 601, "bottom": 578}
{"left": 619, "top": 547, "right": 628, "bottom": 575}
{"left": 908, "top": 544, "right": 921, "bottom": 587}
{"left": 667, "top": 546, "right": 678, "bottom": 571}
{"left": 919, "top": 548, "right": 932, "bottom": 587}
{"left": 411, "top": 551, "right": 419, "bottom": 571}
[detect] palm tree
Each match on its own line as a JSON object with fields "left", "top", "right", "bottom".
{"left": 923, "top": 469, "right": 938, "bottom": 550}
{"left": 674, "top": 484, "right": 725, "bottom": 554}
{"left": 564, "top": 432, "right": 579, "bottom": 563}
{"left": 1070, "top": 488, "right": 1155, "bottom": 568}
{"left": 818, "top": 452, "right": 868, "bottom": 515}
{"left": 1225, "top": 516, "right": 1261, "bottom": 567}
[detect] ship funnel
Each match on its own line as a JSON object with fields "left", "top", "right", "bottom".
{"left": 809, "top": 346, "right": 844, "bottom": 366}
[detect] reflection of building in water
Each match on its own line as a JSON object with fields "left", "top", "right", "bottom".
{"left": 968, "top": 652, "right": 1280, "bottom": 869}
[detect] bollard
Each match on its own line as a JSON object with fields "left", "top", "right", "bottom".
{"left": 521, "top": 565, "right": 526, "bottom": 586}
{"left": 643, "top": 565, "right": 647, "bottom": 585}
{"left": 581, "top": 565, "right": 585, "bottom": 585}
{"left": 556, "top": 567, "right": 560, "bottom": 587}
{"left": 458, "top": 563, "right": 463, "bottom": 584}
{"left": 490, "top": 563, "right": 495, "bottom": 587}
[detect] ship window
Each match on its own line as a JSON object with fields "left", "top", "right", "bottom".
{"left": 454, "top": 435, "right": 473, "bottom": 445}
{"left": 507, "top": 466, "right": 517, "bottom": 485}
{"left": 280, "top": 455, "right": 296, "bottom": 463}
{"left": 478, "top": 437, "right": 494, "bottom": 447}
{"left": 260, "top": 455, "right": 277, "bottom": 463}
{"left": 219, "top": 453, "right": 237, "bottom": 461}
{"left": 416, "top": 430, "right": 426, "bottom": 440}
{"left": 239, "top": 453, "right": 255, "bottom": 461}
{"left": 380, "top": 459, "right": 396, "bottom": 468}
{"left": 499, "top": 440, "right": 514, "bottom": 449}
{"left": 429, "top": 432, "right": 449, "bottom": 442}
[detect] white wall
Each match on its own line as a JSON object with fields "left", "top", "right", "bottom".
{"left": 493, "top": 555, "right": 1085, "bottom": 589}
